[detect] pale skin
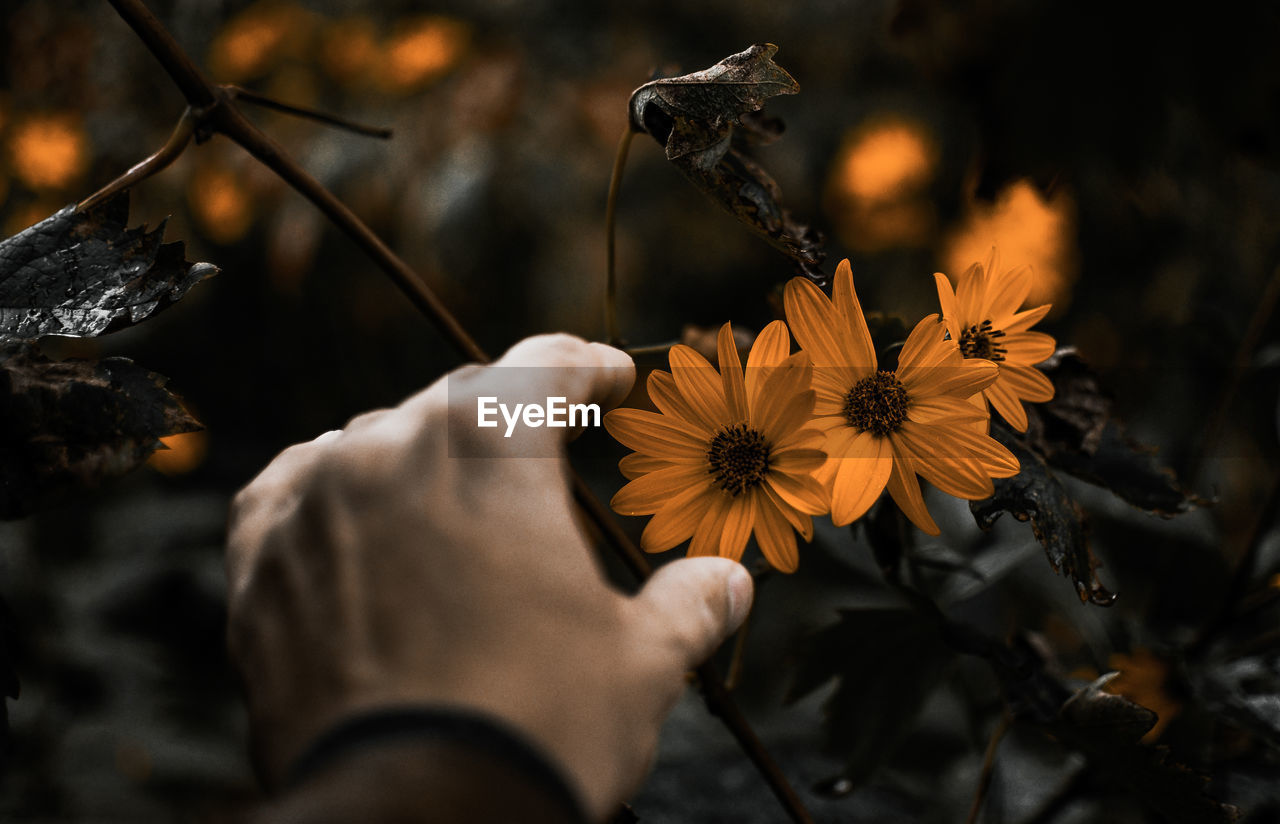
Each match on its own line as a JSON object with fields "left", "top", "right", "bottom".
{"left": 225, "top": 334, "right": 755, "bottom": 822}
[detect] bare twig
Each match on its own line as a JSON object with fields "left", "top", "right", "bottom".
{"left": 77, "top": 107, "right": 195, "bottom": 212}
{"left": 102, "top": 2, "right": 812, "bottom": 821}
{"left": 605, "top": 128, "right": 634, "bottom": 346}
{"left": 965, "top": 711, "right": 1012, "bottom": 824}
{"left": 624, "top": 340, "right": 679, "bottom": 358}
{"left": 224, "top": 85, "right": 393, "bottom": 139}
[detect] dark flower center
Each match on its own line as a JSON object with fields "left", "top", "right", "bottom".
{"left": 707, "top": 423, "right": 771, "bottom": 496}
{"left": 843, "top": 371, "right": 909, "bottom": 436}
{"left": 959, "top": 319, "right": 1007, "bottom": 361}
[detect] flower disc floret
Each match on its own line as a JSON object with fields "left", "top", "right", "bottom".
{"left": 707, "top": 423, "right": 770, "bottom": 496}
{"left": 843, "top": 371, "right": 909, "bottom": 436}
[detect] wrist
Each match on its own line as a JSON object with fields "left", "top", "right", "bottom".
{"left": 262, "top": 706, "right": 590, "bottom": 824}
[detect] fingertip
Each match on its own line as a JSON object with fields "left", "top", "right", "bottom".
{"left": 588, "top": 341, "right": 636, "bottom": 409}
{"left": 725, "top": 562, "right": 754, "bottom": 630}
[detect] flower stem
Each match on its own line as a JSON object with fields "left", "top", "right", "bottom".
{"left": 77, "top": 107, "right": 195, "bottom": 212}
{"left": 964, "top": 711, "right": 1011, "bottom": 824}
{"left": 605, "top": 128, "right": 634, "bottom": 347}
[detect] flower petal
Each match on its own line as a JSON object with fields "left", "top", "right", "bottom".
{"left": 908, "top": 394, "right": 991, "bottom": 425}
{"left": 897, "top": 425, "right": 995, "bottom": 500}
{"left": 718, "top": 323, "right": 748, "bottom": 422}
{"left": 1002, "top": 331, "right": 1057, "bottom": 365}
{"left": 754, "top": 493, "right": 799, "bottom": 573}
{"left": 1000, "top": 364, "right": 1055, "bottom": 402}
{"left": 751, "top": 353, "right": 814, "bottom": 437}
{"left": 831, "top": 259, "right": 877, "bottom": 371}
{"left": 954, "top": 260, "right": 986, "bottom": 323}
{"left": 763, "top": 482, "right": 813, "bottom": 540}
{"left": 668, "top": 344, "right": 729, "bottom": 429}
{"left": 903, "top": 356, "right": 998, "bottom": 398}
{"left": 640, "top": 484, "right": 715, "bottom": 552}
{"left": 985, "top": 263, "right": 1033, "bottom": 321}
{"left": 765, "top": 470, "right": 829, "bottom": 515}
{"left": 772, "top": 448, "right": 827, "bottom": 475}
{"left": 619, "top": 452, "right": 675, "bottom": 480}
{"left": 746, "top": 320, "right": 791, "bottom": 408}
{"left": 1002, "top": 303, "right": 1052, "bottom": 335}
{"left": 605, "top": 408, "right": 708, "bottom": 459}
{"left": 829, "top": 431, "right": 892, "bottom": 526}
{"left": 885, "top": 440, "right": 940, "bottom": 535}
{"left": 934, "top": 272, "right": 964, "bottom": 340}
{"left": 785, "top": 272, "right": 872, "bottom": 375}
{"left": 688, "top": 492, "right": 732, "bottom": 557}
{"left": 717, "top": 494, "right": 755, "bottom": 562}
{"left": 611, "top": 464, "right": 713, "bottom": 515}
{"left": 647, "top": 370, "right": 712, "bottom": 435}
{"left": 985, "top": 379, "right": 1029, "bottom": 432}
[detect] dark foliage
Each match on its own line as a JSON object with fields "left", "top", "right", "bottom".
{"left": 628, "top": 44, "right": 825, "bottom": 282}
{"left": 0, "top": 192, "right": 216, "bottom": 339}
{"left": 0, "top": 340, "right": 200, "bottom": 519}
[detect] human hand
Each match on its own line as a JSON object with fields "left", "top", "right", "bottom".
{"left": 225, "top": 334, "right": 754, "bottom": 821}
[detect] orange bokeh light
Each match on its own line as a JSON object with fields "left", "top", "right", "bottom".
{"left": 208, "top": 1, "right": 312, "bottom": 82}
{"left": 376, "top": 17, "right": 469, "bottom": 92}
{"left": 838, "top": 119, "right": 935, "bottom": 201}
{"left": 148, "top": 431, "right": 209, "bottom": 476}
{"left": 943, "top": 180, "right": 1077, "bottom": 311}
{"left": 826, "top": 117, "right": 937, "bottom": 251}
{"left": 189, "top": 165, "right": 254, "bottom": 245}
{"left": 9, "top": 113, "right": 87, "bottom": 190}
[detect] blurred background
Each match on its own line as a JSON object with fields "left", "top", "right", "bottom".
{"left": 1, "top": 0, "right": 1279, "bottom": 821}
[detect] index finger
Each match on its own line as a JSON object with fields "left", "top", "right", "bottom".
{"left": 415, "top": 334, "right": 636, "bottom": 458}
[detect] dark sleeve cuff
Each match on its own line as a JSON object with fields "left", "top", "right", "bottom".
{"left": 270, "top": 706, "right": 589, "bottom": 824}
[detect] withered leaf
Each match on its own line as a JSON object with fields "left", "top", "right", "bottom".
{"left": 1190, "top": 641, "right": 1280, "bottom": 751}
{"left": 0, "top": 191, "right": 217, "bottom": 340}
{"left": 0, "top": 340, "right": 201, "bottom": 519}
{"left": 1028, "top": 347, "right": 1111, "bottom": 457}
{"left": 971, "top": 425, "right": 1116, "bottom": 606}
{"left": 1050, "top": 675, "right": 1239, "bottom": 823}
{"left": 628, "top": 44, "right": 825, "bottom": 281}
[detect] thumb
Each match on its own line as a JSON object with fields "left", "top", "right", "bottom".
{"left": 632, "top": 557, "right": 754, "bottom": 671}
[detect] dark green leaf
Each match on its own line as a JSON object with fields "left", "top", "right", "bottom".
{"left": 0, "top": 594, "right": 16, "bottom": 775}
{"left": 971, "top": 425, "right": 1116, "bottom": 606}
{"left": 1028, "top": 348, "right": 1196, "bottom": 515}
{"left": 788, "top": 608, "right": 952, "bottom": 787}
{"left": 0, "top": 191, "right": 217, "bottom": 340}
{"left": 0, "top": 340, "right": 201, "bottom": 519}
{"left": 1190, "top": 640, "right": 1280, "bottom": 751}
{"left": 628, "top": 44, "right": 825, "bottom": 281}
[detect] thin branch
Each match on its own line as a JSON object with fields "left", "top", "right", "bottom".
{"left": 102, "top": 2, "right": 812, "bottom": 821}
{"left": 1187, "top": 261, "right": 1280, "bottom": 483}
{"left": 224, "top": 85, "right": 393, "bottom": 139}
{"left": 964, "top": 711, "right": 1011, "bottom": 824}
{"left": 696, "top": 661, "right": 815, "bottom": 824}
{"left": 624, "top": 340, "right": 678, "bottom": 358}
{"left": 77, "top": 107, "right": 195, "bottom": 212}
{"left": 605, "top": 128, "right": 635, "bottom": 346}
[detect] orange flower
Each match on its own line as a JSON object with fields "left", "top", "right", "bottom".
{"left": 605, "top": 322, "right": 827, "bottom": 573}
{"left": 934, "top": 248, "right": 1057, "bottom": 431}
{"left": 784, "top": 260, "right": 1019, "bottom": 534}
